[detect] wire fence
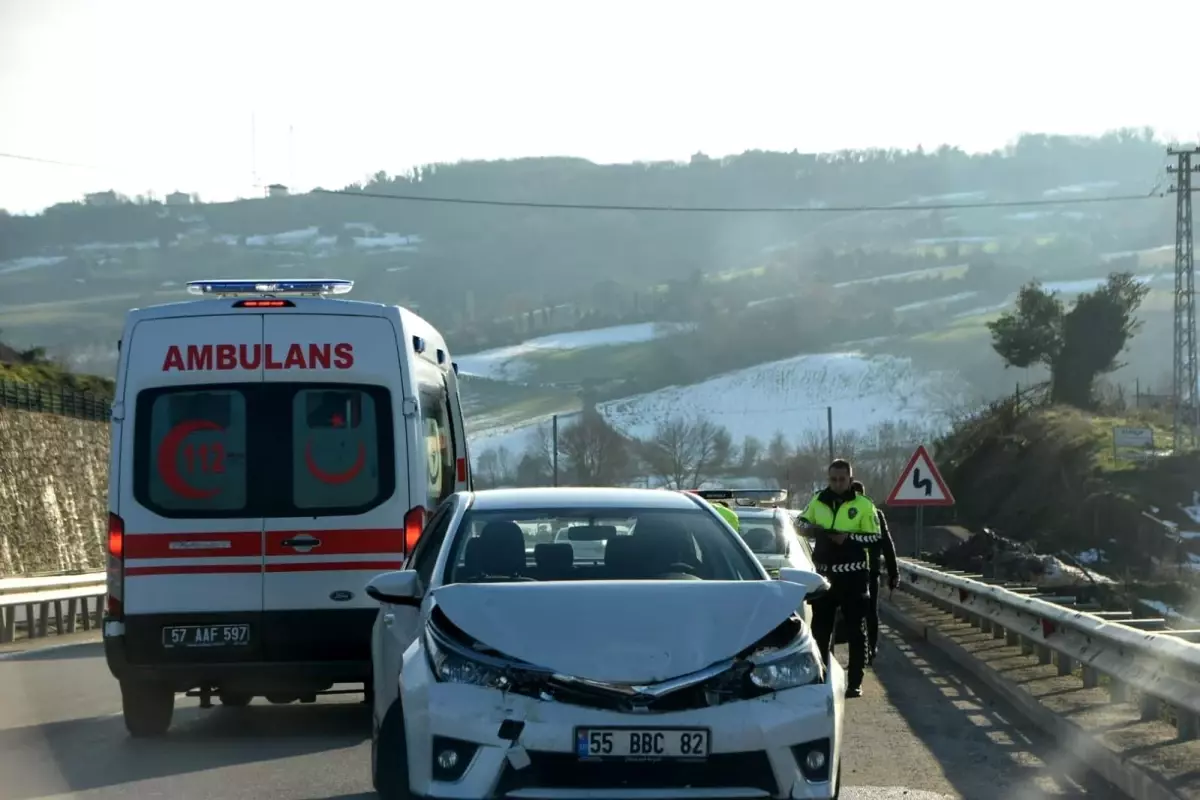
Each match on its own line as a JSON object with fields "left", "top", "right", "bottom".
{"left": 0, "top": 379, "right": 112, "bottom": 422}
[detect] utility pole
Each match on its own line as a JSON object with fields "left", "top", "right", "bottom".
{"left": 551, "top": 414, "right": 559, "bottom": 487}
{"left": 825, "top": 406, "right": 834, "bottom": 463}
{"left": 1168, "top": 146, "right": 1200, "bottom": 452}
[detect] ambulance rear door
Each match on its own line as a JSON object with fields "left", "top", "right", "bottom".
{"left": 260, "top": 312, "right": 410, "bottom": 665}
{"left": 117, "top": 313, "right": 266, "bottom": 665}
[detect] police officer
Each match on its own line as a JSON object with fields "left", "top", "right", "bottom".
{"left": 851, "top": 480, "right": 898, "bottom": 665}
{"left": 799, "top": 458, "right": 881, "bottom": 698}
{"left": 710, "top": 500, "right": 740, "bottom": 532}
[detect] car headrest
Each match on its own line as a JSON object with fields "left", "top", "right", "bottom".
{"left": 470, "top": 520, "right": 527, "bottom": 576}
{"left": 604, "top": 535, "right": 640, "bottom": 575}
{"left": 534, "top": 542, "right": 574, "bottom": 571}
{"left": 742, "top": 527, "right": 776, "bottom": 553}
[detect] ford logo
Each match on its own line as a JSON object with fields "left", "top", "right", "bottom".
{"left": 330, "top": 590, "right": 353, "bottom": 602}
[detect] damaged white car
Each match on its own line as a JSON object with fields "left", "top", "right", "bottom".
{"left": 368, "top": 487, "right": 844, "bottom": 800}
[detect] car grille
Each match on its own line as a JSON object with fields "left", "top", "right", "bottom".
{"left": 493, "top": 750, "right": 778, "bottom": 795}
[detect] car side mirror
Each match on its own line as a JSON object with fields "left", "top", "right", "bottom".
{"left": 777, "top": 568, "right": 830, "bottom": 600}
{"left": 365, "top": 570, "right": 424, "bottom": 607}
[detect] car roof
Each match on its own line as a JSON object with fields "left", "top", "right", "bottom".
{"left": 468, "top": 487, "right": 702, "bottom": 512}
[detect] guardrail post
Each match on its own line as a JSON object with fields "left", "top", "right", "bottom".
{"left": 993, "top": 623, "right": 1006, "bottom": 641}
{"left": 1057, "top": 653, "right": 1074, "bottom": 676}
{"left": 1139, "top": 693, "right": 1160, "bottom": 721}
{"left": 66, "top": 598, "right": 78, "bottom": 633}
{"left": 1020, "top": 637, "right": 1034, "bottom": 656}
{"left": 1006, "top": 630, "right": 1020, "bottom": 647}
{"left": 980, "top": 618, "right": 992, "bottom": 634}
{"left": 1179, "top": 709, "right": 1199, "bottom": 741}
{"left": 1037, "top": 644, "right": 1052, "bottom": 665}
{"left": 1109, "top": 680, "right": 1128, "bottom": 703}
{"left": 0, "top": 607, "right": 12, "bottom": 643}
{"left": 1082, "top": 666, "right": 1099, "bottom": 688}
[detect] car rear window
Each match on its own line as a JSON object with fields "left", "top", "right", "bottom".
{"left": 133, "top": 382, "right": 394, "bottom": 518}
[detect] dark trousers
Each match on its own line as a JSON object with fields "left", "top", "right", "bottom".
{"left": 866, "top": 572, "right": 881, "bottom": 653}
{"left": 811, "top": 572, "right": 870, "bottom": 688}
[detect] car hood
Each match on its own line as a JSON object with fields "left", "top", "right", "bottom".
{"left": 431, "top": 579, "right": 808, "bottom": 684}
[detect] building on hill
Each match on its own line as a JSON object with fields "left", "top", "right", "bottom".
{"left": 165, "top": 191, "right": 191, "bottom": 206}
{"left": 267, "top": 183, "right": 289, "bottom": 198}
{"left": 84, "top": 190, "right": 119, "bottom": 206}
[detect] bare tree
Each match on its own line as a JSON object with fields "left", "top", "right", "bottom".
{"left": 740, "top": 435, "right": 763, "bottom": 471}
{"left": 642, "top": 416, "right": 732, "bottom": 488}
{"left": 558, "top": 411, "right": 631, "bottom": 485}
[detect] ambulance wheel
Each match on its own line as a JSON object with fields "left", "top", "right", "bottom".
{"left": 373, "top": 703, "right": 414, "bottom": 799}
{"left": 219, "top": 691, "right": 252, "bottom": 707}
{"left": 266, "top": 694, "right": 295, "bottom": 704}
{"left": 121, "top": 681, "right": 174, "bottom": 737}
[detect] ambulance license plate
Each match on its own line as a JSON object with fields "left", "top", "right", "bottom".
{"left": 162, "top": 624, "right": 250, "bottom": 649}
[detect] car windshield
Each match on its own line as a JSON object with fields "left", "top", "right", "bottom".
{"left": 737, "top": 517, "right": 787, "bottom": 555}
{"left": 443, "top": 507, "right": 763, "bottom": 584}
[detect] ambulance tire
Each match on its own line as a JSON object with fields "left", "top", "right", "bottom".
{"left": 219, "top": 691, "right": 252, "bottom": 707}
{"left": 373, "top": 702, "right": 416, "bottom": 799}
{"left": 121, "top": 681, "right": 174, "bottom": 737}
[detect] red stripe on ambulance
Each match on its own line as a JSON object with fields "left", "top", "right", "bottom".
{"left": 161, "top": 343, "right": 354, "bottom": 372}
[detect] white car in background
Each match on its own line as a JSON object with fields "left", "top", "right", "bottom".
{"left": 368, "top": 487, "right": 843, "bottom": 800}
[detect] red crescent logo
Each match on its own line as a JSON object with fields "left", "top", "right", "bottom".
{"left": 157, "top": 419, "right": 223, "bottom": 500}
{"left": 304, "top": 440, "right": 367, "bottom": 485}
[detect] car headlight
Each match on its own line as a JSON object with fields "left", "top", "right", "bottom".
{"left": 426, "top": 631, "right": 510, "bottom": 690}
{"left": 748, "top": 645, "right": 822, "bottom": 690}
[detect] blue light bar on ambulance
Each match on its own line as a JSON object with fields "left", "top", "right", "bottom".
{"left": 694, "top": 489, "right": 789, "bottom": 508}
{"left": 185, "top": 279, "right": 354, "bottom": 297}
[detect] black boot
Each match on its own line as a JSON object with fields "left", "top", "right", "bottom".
{"left": 845, "top": 685, "right": 863, "bottom": 699}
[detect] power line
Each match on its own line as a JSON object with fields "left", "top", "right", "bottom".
{"left": 0, "top": 152, "right": 99, "bottom": 169}
{"left": 310, "top": 185, "right": 1163, "bottom": 214}
{"left": 1, "top": 147, "right": 1168, "bottom": 214}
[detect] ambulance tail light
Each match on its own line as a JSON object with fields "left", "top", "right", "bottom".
{"left": 404, "top": 506, "right": 426, "bottom": 553}
{"left": 456, "top": 457, "right": 467, "bottom": 483}
{"left": 106, "top": 512, "right": 125, "bottom": 619}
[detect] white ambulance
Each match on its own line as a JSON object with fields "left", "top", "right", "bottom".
{"left": 102, "top": 279, "right": 471, "bottom": 737}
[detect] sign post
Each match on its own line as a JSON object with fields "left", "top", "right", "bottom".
{"left": 885, "top": 445, "right": 955, "bottom": 558}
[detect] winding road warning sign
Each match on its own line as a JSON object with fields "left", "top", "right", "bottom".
{"left": 886, "top": 445, "right": 954, "bottom": 507}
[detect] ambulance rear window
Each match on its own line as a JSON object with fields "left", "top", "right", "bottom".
{"left": 141, "top": 389, "right": 249, "bottom": 513}
{"left": 292, "top": 388, "right": 380, "bottom": 510}
{"left": 133, "top": 383, "right": 394, "bottom": 518}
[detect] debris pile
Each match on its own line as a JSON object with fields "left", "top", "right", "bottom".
{"left": 929, "top": 528, "right": 1114, "bottom": 589}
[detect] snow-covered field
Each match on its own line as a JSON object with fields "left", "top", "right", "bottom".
{"left": 598, "top": 352, "right": 964, "bottom": 444}
{"left": 468, "top": 351, "right": 965, "bottom": 459}
{"left": 456, "top": 322, "right": 692, "bottom": 381}
{"left": 469, "top": 411, "right": 580, "bottom": 458}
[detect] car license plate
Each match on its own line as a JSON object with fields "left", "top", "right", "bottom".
{"left": 162, "top": 624, "right": 250, "bottom": 649}
{"left": 575, "top": 727, "right": 710, "bottom": 759}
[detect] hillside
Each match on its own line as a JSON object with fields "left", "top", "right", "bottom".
{"left": 0, "top": 130, "right": 1175, "bottom": 377}
{"left": 933, "top": 397, "right": 1199, "bottom": 576}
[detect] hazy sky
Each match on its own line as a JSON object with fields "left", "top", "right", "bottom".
{"left": 1, "top": 0, "right": 1196, "bottom": 214}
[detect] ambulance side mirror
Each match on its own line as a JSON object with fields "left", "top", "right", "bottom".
{"left": 777, "top": 568, "right": 829, "bottom": 601}
{"left": 366, "top": 570, "right": 424, "bottom": 607}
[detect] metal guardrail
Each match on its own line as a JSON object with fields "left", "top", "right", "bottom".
{"left": 897, "top": 558, "right": 1200, "bottom": 740}
{"left": 0, "top": 571, "right": 106, "bottom": 643}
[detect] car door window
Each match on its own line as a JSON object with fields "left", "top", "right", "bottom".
{"left": 409, "top": 503, "right": 454, "bottom": 586}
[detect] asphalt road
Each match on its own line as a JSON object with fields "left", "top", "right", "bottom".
{"left": 0, "top": 626, "right": 1122, "bottom": 800}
